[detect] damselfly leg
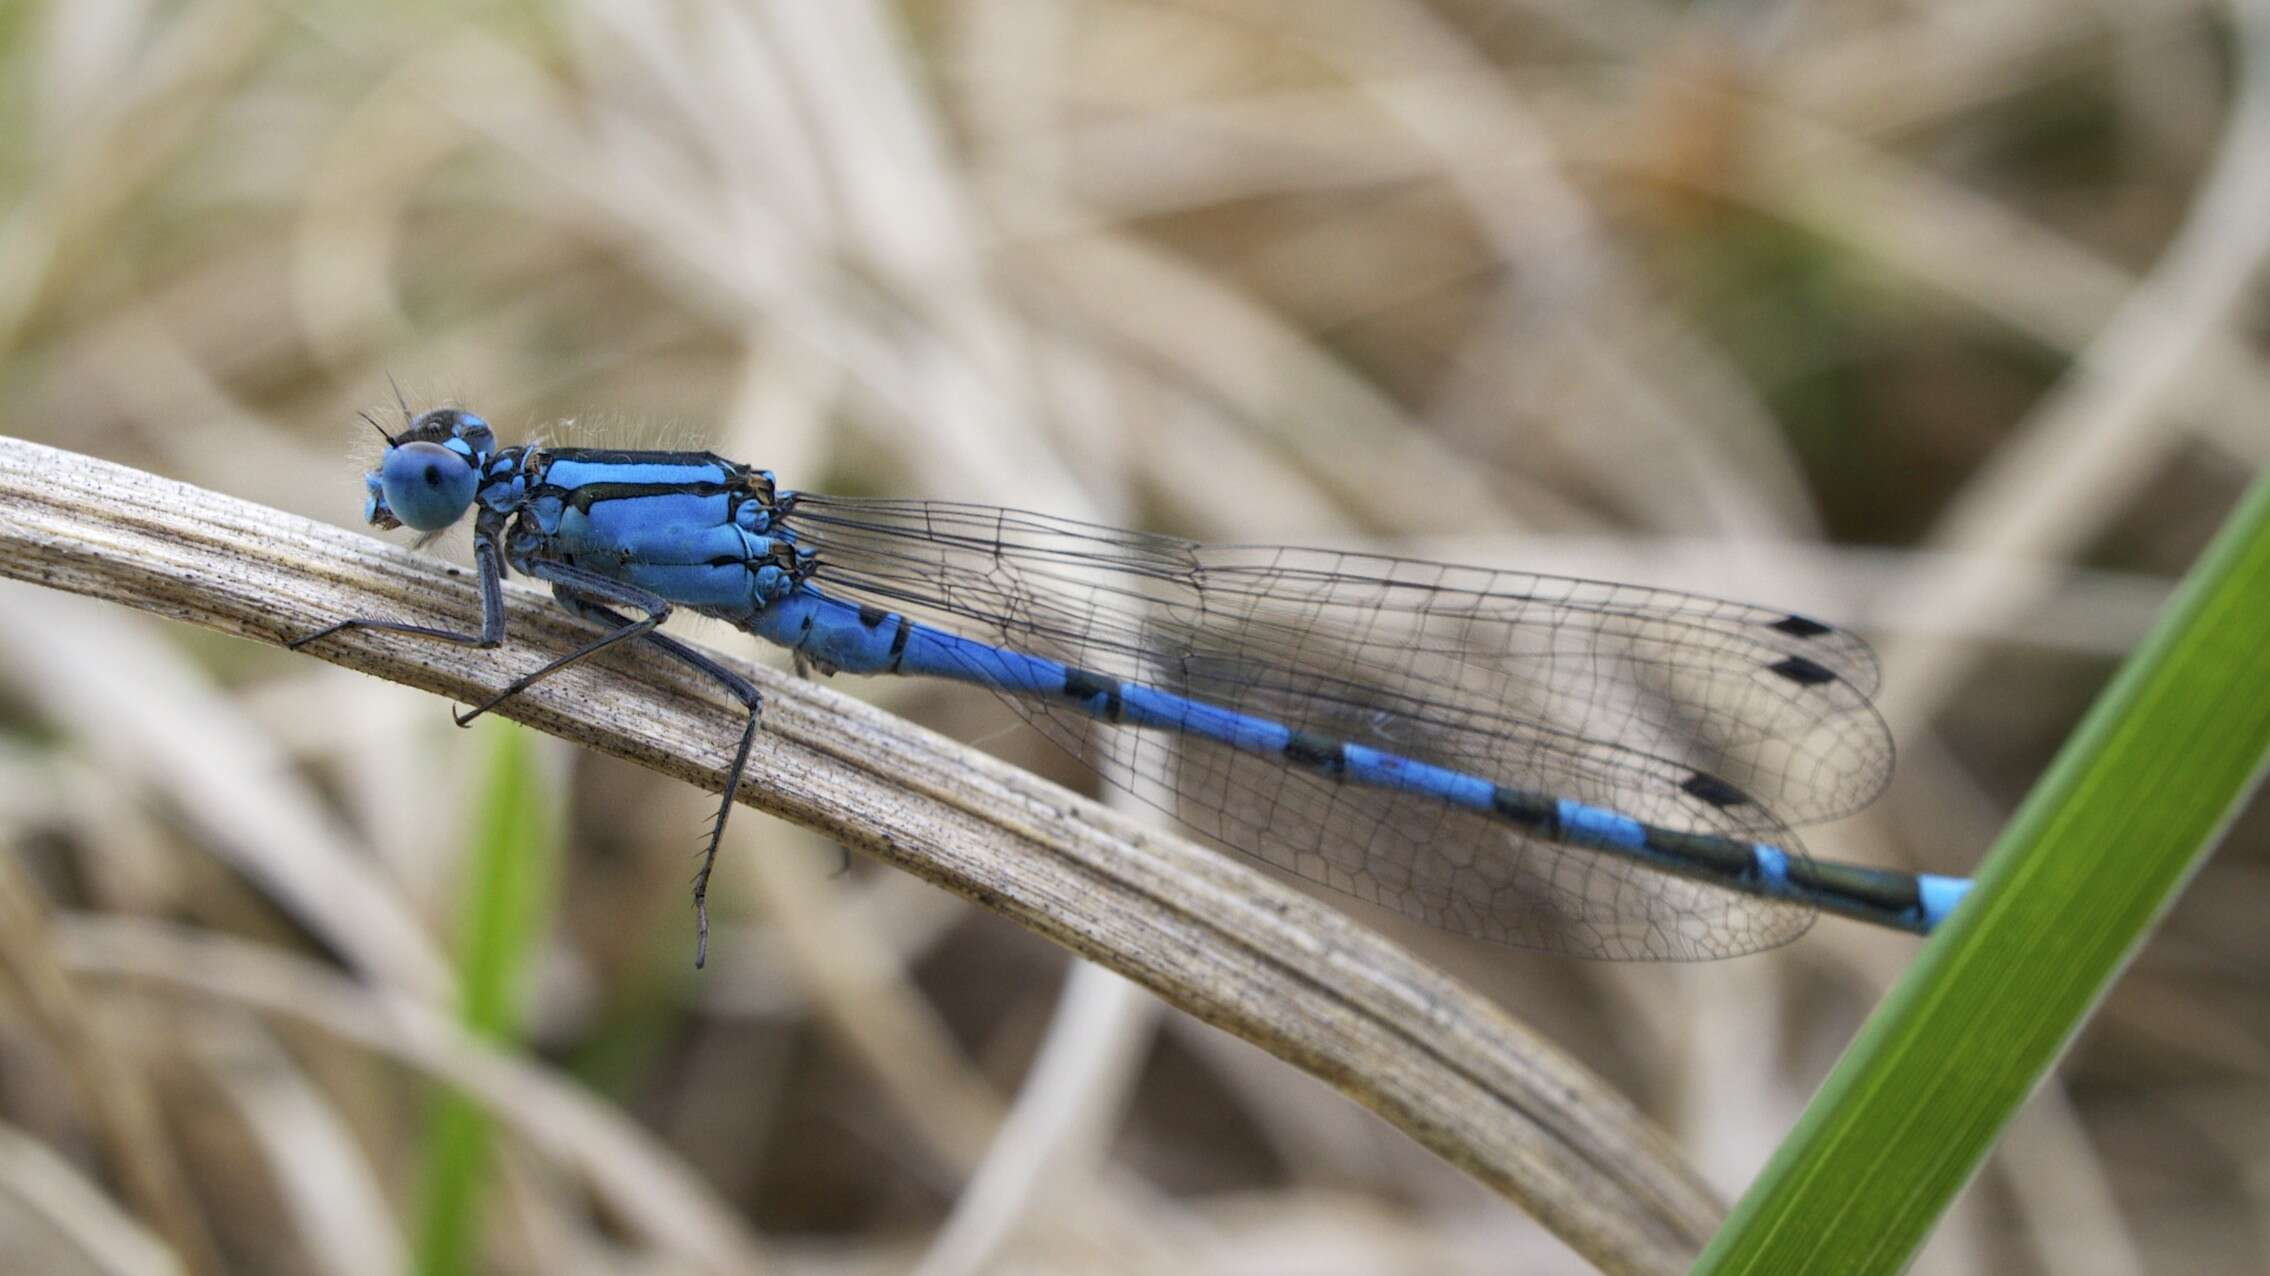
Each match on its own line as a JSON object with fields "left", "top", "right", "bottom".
{"left": 550, "top": 586, "right": 764, "bottom": 970}
{"left": 286, "top": 536, "right": 509, "bottom": 652}
{"left": 295, "top": 543, "right": 765, "bottom": 967}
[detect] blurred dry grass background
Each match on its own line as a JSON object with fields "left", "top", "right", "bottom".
{"left": 0, "top": 1, "right": 2265, "bottom": 1273}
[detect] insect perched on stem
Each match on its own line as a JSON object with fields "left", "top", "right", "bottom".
{"left": 297, "top": 401, "right": 1969, "bottom": 967}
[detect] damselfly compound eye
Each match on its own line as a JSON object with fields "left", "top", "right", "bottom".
{"left": 378, "top": 440, "right": 477, "bottom": 531}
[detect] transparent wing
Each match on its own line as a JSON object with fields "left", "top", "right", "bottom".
{"left": 781, "top": 495, "right": 1893, "bottom": 959}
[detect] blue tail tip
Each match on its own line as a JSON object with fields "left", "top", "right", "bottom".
{"left": 1918, "top": 874, "right": 1973, "bottom": 931}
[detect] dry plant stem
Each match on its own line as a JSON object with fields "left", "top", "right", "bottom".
{"left": 0, "top": 437, "right": 1722, "bottom": 1276}
{"left": 51, "top": 916, "right": 771, "bottom": 1275}
{"left": 0, "top": 845, "right": 226, "bottom": 1276}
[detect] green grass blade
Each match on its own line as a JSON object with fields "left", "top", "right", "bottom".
{"left": 1695, "top": 473, "right": 2270, "bottom": 1274}
{"left": 415, "top": 718, "right": 558, "bottom": 1276}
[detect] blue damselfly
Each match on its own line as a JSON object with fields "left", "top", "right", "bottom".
{"left": 294, "top": 405, "right": 1970, "bottom": 966}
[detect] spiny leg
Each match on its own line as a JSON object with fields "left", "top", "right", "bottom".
{"left": 289, "top": 536, "right": 509, "bottom": 651}
{"left": 551, "top": 587, "right": 763, "bottom": 970}
{"left": 451, "top": 561, "right": 679, "bottom": 727}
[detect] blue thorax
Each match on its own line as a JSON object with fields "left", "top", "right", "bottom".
{"left": 361, "top": 409, "right": 806, "bottom": 613}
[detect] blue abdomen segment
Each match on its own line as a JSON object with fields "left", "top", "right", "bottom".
{"left": 744, "top": 586, "right": 1963, "bottom": 937}
{"left": 742, "top": 587, "right": 1296, "bottom": 753}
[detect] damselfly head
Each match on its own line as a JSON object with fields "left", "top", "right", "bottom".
{"left": 361, "top": 407, "right": 494, "bottom": 533}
